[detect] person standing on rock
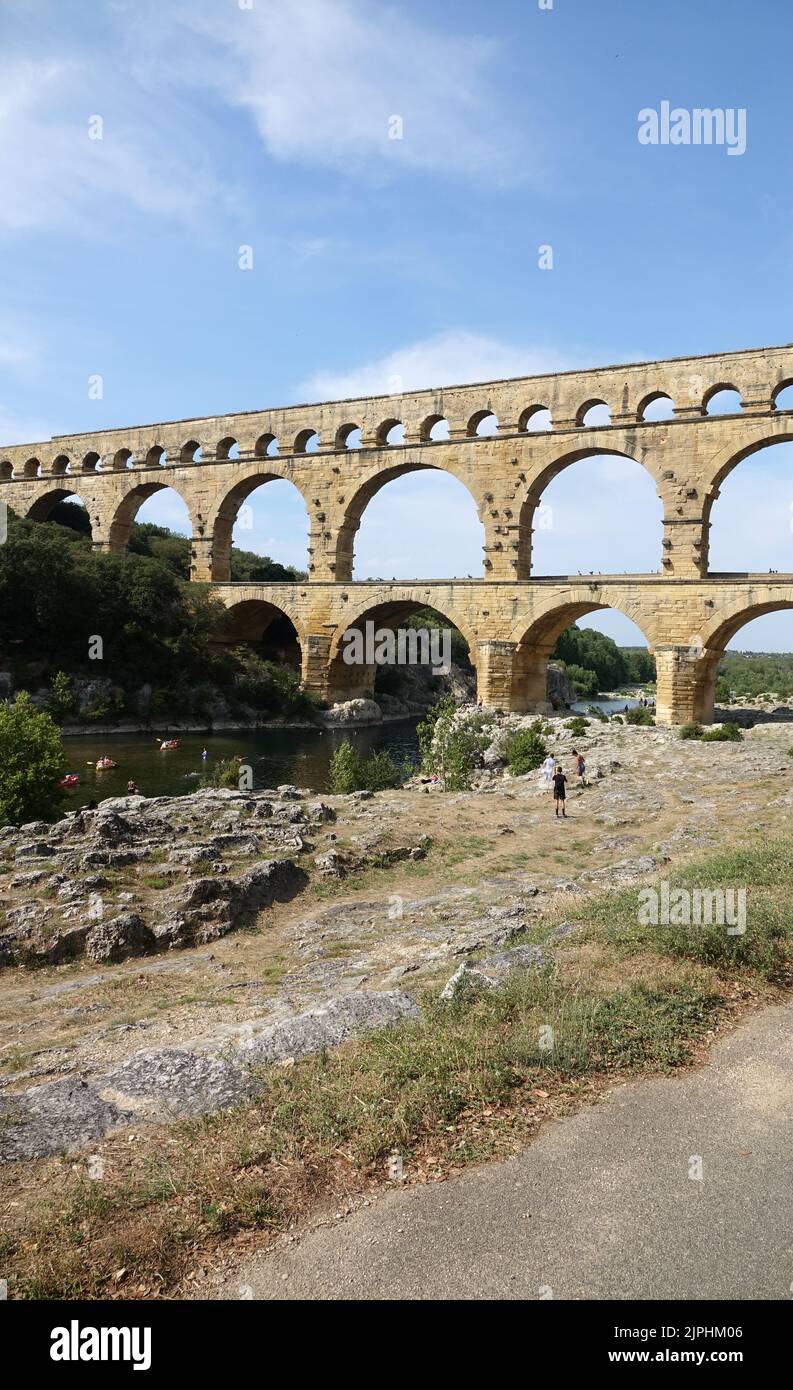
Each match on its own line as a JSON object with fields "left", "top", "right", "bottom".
{"left": 553, "top": 766, "right": 568, "bottom": 817}
{"left": 542, "top": 752, "right": 556, "bottom": 790}
{"left": 572, "top": 748, "right": 586, "bottom": 785}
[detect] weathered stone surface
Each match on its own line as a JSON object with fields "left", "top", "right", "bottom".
{"left": 238, "top": 991, "right": 420, "bottom": 1067}
{"left": 0, "top": 1076, "right": 125, "bottom": 1162}
{"left": 85, "top": 913, "right": 155, "bottom": 964}
{"left": 0, "top": 990, "right": 420, "bottom": 1159}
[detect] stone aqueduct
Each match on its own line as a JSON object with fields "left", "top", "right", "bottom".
{"left": 4, "top": 342, "right": 793, "bottom": 725}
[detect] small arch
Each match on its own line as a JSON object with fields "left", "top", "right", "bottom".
{"left": 519, "top": 405, "right": 552, "bottom": 432}
{"left": 23, "top": 457, "right": 41, "bottom": 478}
{"left": 335, "top": 422, "right": 361, "bottom": 449}
{"left": 145, "top": 444, "right": 168, "bottom": 467}
{"left": 81, "top": 451, "right": 101, "bottom": 473}
{"left": 0, "top": 459, "right": 13, "bottom": 480}
{"left": 294, "top": 428, "right": 320, "bottom": 454}
{"left": 51, "top": 454, "right": 70, "bottom": 476}
{"left": 419, "top": 414, "right": 450, "bottom": 442}
{"left": 216, "top": 437, "right": 239, "bottom": 461}
{"left": 703, "top": 385, "right": 742, "bottom": 416}
{"left": 254, "top": 433, "right": 279, "bottom": 458}
{"left": 113, "top": 448, "right": 134, "bottom": 471}
{"left": 637, "top": 391, "right": 675, "bottom": 422}
{"left": 376, "top": 418, "right": 405, "bottom": 446}
{"left": 467, "top": 409, "right": 498, "bottom": 437}
{"left": 772, "top": 381, "right": 793, "bottom": 412}
{"left": 180, "top": 439, "right": 202, "bottom": 463}
{"left": 577, "top": 399, "right": 611, "bottom": 427}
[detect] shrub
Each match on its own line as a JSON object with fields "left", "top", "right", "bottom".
{"left": 679, "top": 722, "right": 703, "bottom": 740}
{"left": 418, "top": 698, "right": 493, "bottom": 791}
{"left": 328, "top": 742, "right": 403, "bottom": 794}
{"left": 625, "top": 707, "right": 655, "bottom": 726}
{"left": 0, "top": 693, "right": 66, "bottom": 826}
{"left": 701, "top": 722, "right": 743, "bottom": 743}
{"left": 564, "top": 716, "right": 590, "bottom": 736}
{"left": 211, "top": 755, "right": 247, "bottom": 789}
{"left": 503, "top": 722, "right": 547, "bottom": 775}
{"left": 587, "top": 704, "right": 609, "bottom": 722}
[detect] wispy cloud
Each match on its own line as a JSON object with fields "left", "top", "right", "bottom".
{"left": 0, "top": 47, "right": 224, "bottom": 234}
{"left": 296, "top": 330, "right": 577, "bottom": 400}
{"left": 131, "top": 0, "right": 520, "bottom": 183}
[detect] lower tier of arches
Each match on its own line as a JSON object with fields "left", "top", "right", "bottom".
{"left": 211, "top": 579, "right": 793, "bottom": 726}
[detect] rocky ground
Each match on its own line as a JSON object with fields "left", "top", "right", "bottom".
{"left": 1, "top": 710, "right": 792, "bottom": 1161}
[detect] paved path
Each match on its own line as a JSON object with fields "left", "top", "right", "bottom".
{"left": 208, "top": 1000, "right": 793, "bottom": 1300}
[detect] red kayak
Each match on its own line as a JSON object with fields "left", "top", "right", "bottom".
{"left": 59, "top": 774, "right": 80, "bottom": 788}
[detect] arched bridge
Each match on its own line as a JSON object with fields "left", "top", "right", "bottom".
{"left": 4, "top": 341, "right": 793, "bottom": 725}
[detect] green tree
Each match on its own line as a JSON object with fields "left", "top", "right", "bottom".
{"left": 47, "top": 671, "right": 77, "bottom": 723}
{"left": 0, "top": 693, "right": 66, "bottom": 826}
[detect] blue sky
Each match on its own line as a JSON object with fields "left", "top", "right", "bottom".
{"left": 2, "top": 0, "right": 793, "bottom": 647}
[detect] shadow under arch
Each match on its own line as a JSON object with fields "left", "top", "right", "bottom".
{"left": 327, "top": 592, "right": 479, "bottom": 704}
{"left": 215, "top": 598, "right": 303, "bottom": 672}
{"left": 508, "top": 593, "right": 654, "bottom": 712}
{"left": 517, "top": 446, "right": 663, "bottom": 579}
{"left": 26, "top": 488, "right": 92, "bottom": 532}
{"left": 108, "top": 481, "right": 193, "bottom": 554}
{"left": 211, "top": 470, "right": 310, "bottom": 582}
{"left": 337, "top": 460, "right": 484, "bottom": 582}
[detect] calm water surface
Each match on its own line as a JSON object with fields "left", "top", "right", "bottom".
{"left": 61, "top": 721, "right": 421, "bottom": 809}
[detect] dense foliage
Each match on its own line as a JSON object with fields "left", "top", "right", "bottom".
{"left": 0, "top": 693, "right": 66, "bottom": 825}
{"left": 553, "top": 624, "right": 656, "bottom": 694}
{"left": 0, "top": 510, "right": 312, "bottom": 722}
{"left": 715, "top": 651, "right": 793, "bottom": 700}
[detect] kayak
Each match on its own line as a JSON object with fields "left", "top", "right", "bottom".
{"left": 159, "top": 739, "right": 179, "bottom": 751}
{"left": 59, "top": 774, "right": 80, "bottom": 788}
{"left": 95, "top": 757, "right": 117, "bottom": 770}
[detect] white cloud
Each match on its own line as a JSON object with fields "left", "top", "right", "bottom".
{"left": 296, "top": 330, "right": 576, "bottom": 400}
{"left": 143, "top": 0, "right": 518, "bottom": 182}
{"left": 0, "top": 50, "right": 224, "bottom": 233}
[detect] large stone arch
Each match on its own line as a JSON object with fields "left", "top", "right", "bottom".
{"left": 326, "top": 589, "right": 480, "bottom": 703}
{"left": 209, "top": 469, "right": 310, "bottom": 582}
{"left": 505, "top": 585, "right": 657, "bottom": 713}
{"left": 515, "top": 444, "right": 664, "bottom": 579}
{"left": 107, "top": 480, "right": 194, "bottom": 555}
{"left": 334, "top": 460, "right": 485, "bottom": 582}
{"left": 683, "top": 590, "right": 793, "bottom": 724}
{"left": 702, "top": 429, "right": 793, "bottom": 571}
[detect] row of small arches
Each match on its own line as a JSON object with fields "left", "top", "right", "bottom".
{"left": 6, "top": 382, "right": 793, "bottom": 480}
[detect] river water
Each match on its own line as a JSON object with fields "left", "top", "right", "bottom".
{"left": 60, "top": 721, "right": 422, "bottom": 808}
{"left": 60, "top": 699, "right": 649, "bottom": 808}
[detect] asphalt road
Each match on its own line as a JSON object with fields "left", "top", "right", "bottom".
{"left": 210, "top": 999, "right": 793, "bottom": 1300}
